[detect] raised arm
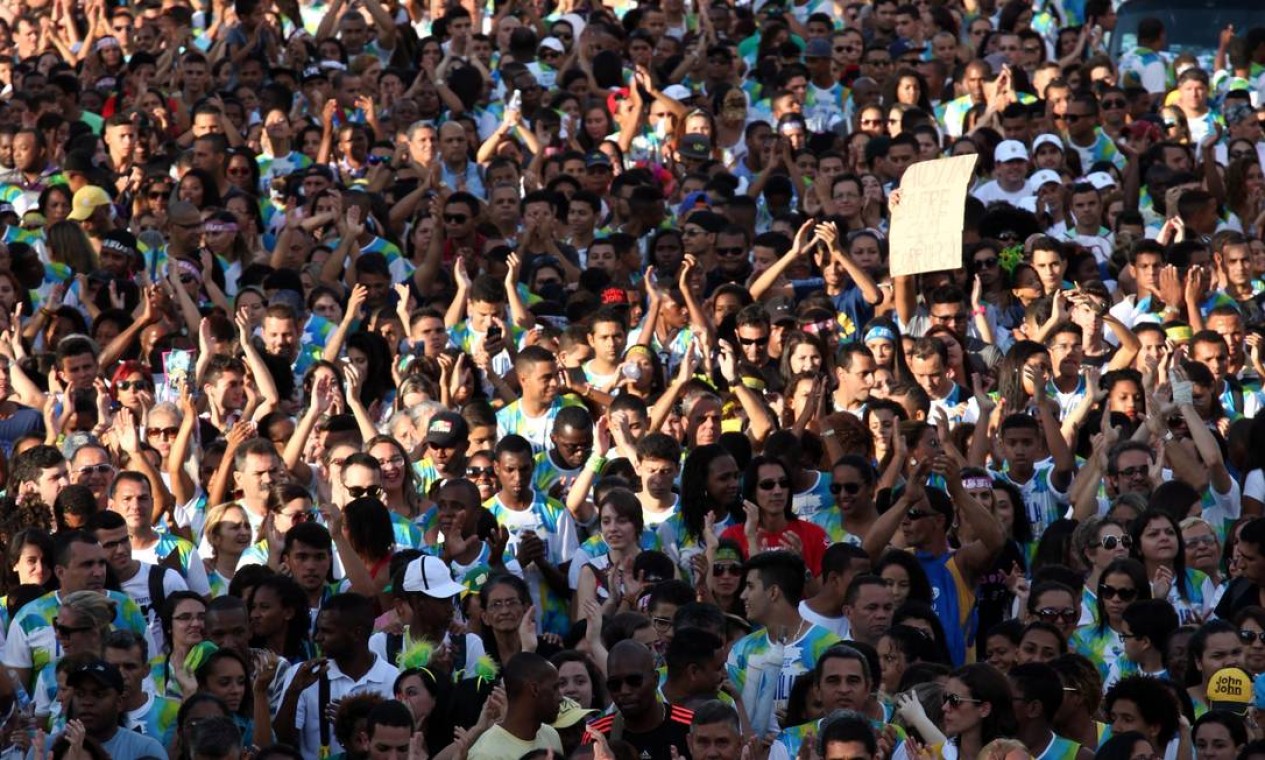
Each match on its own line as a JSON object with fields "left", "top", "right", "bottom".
{"left": 234, "top": 308, "right": 280, "bottom": 420}
{"left": 503, "top": 253, "right": 535, "bottom": 329}
{"left": 750, "top": 219, "right": 816, "bottom": 301}
{"left": 820, "top": 221, "right": 882, "bottom": 305}
{"left": 324, "top": 285, "right": 367, "bottom": 364}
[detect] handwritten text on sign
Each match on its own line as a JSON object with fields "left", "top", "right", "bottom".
{"left": 889, "top": 153, "right": 979, "bottom": 277}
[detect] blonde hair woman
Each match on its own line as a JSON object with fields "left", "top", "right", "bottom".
{"left": 204, "top": 502, "right": 254, "bottom": 596}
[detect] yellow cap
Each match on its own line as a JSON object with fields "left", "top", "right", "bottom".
{"left": 67, "top": 186, "right": 111, "bottom": 222}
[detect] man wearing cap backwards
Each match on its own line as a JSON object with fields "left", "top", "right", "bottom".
{"left": 412, "top": 410, "right": 472, "bottom": 498}
{"left": 973, "top": 140, "right": 1033, "bottom": 206}
{"left": 862, "top": 454, "right": 1005, "bottom": 665}
{"left": 277, "top": 593, "right": 400, "bottom": 758}
{"left": 369, "top": 554, "right": 487, "bottom": 679}
{"left": 32, "top": 660, "right": 167, "bottom": 759}
{"left": 468, "top": 652, "right": 564, "bottom": 759}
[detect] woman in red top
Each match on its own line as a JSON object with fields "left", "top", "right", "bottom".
{"left": 721, "top": 455, "right": 829, "bottom": 576}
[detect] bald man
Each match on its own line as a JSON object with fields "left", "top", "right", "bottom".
{"left": 438, "top": 121, "right": 484, "bottom": 197}
{"left": 467, "top": 652, "right": 562, "bottom": 759}
{"left": 588, "top": 641, "right": 696, "bottom": 758}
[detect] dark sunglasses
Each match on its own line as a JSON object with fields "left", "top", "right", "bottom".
{"left": 1091, "top": 535, "right": 1133, "bottom": 550}
{"left": 1099, "top": 584, "right": 1137, "bottom": 602}
{"left": 716, "top": 246, "right": 746, "bottom": 257}
{"left": 148, "top": 190, "right": 170, "bottom": 199}
{"left": 906, "top": 508, "right": 937, "bottom": 520}
{"left": 467, "top": 466, "right": 495, "bottom": 477}
{"left": 975, "top": 258, "right": 998, "bottom": 269}
{"left": 830, "top": 482, "right": 863, "bottom": 495}
{"left": 76, "top": 463, "right": 114, "bottom": 476}
{"left": 115, "top": 380, "right": 148, "bottom": 391}
{"left": 442, "top": 213, "right": 468, "bottom": 223}
{"left": 53, "top": 618, "right": 93, "bottom": 636}
{"left": 737, "top": 336, "right": 769, "bottom": 346}
{"left": 282, "top": 509, "right": 318, "bottom": 523}
{"left": 757, "top": 478, "right": 790, "bottom": 491}
{"left": 606, "top": 673, "right": 646, "bottom": 692}
{"left": 943, "top": 693, "right": 983, "bottom": 708}
{"left": 1037, "top": 607, "right": 1078, "bottom": 623}
{"left": 1102, "top": 99, "right": 1127, "bottom": 109}
{"left": 712, "top": 562, "right": 743, "bottom": 577}
{"left": 1239, "top": 630, "right": 1265, "bottom": 644}
{"left": 1063, "top": 114, "right": 1090, "bottom": 123}
{"left": 347, "top": 485, "right": 384, "bottom": 498}
{"left": 146, "top": 426, "right": 180, "bottom": 439}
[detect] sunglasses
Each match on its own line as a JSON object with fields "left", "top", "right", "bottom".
{"left": 757, "top": 478, "right": 790, "bottom": 490}
{"left": 737, "top": 336, "right": 769, "bottom": 346}
{"left": 713, "top": 562, "right": 743, "bottom": 577}
{"left": 1037, "top": 607, "right": 1078, "bottom": 623}
{"left": 830, "top": 482, "right": 863, "bottom": 495}
{"left": 148, "top": 190, "right": 170, "bottom": 199}
{"left": 606, "top": 673, "right": 647, "bottom": 692}
{"left": 975, "top": 257, "right": 998, "bottom": 269}
{"left": 1239, "top": 630, "right": 1265, "bottom": 644}
{"left": 906, "top": 508, "right": 937, "bottom": 520}
{"left": 75, "top": 463, "right": 114, "bottom": 476}
{"left": 716, "top": 246, "right": 746, "bottom": 257}
{"left": 115, "top": 380, "right": 148, "bottom": 391}
{"left": 1099, "top": 584, "right": 1137, "bottom": 602}
{"left": 1091, "top": 534, "right": 1133, "bottom": 550}
{"left": 1102, "top": 99, "right": 1127, "bottom": 109}
{"left": 146, "top": 426, "right": 180, "bottom": 439}
{"left": 347, "top": 485, "right": 384, "bottom": 498}
{"left": 442, "top": 213, "right": 468, "bottom": 223}
{"left": 1231, "top": 151, "right": 1255, "bottom": 160}
{"left": 281, "top": 509, "right": 317, "bottom": 523}
{"left": 53, "top": 619, "right": 93, "bottom": 637}
{"left": 943, "top": 693, "right": 983, "bottom": 708}
{"left": 467, "top": 466, "right": 495, "bottom": 478}
{"left": 1063, "top": 114, "right": 1090, "bottom": 123}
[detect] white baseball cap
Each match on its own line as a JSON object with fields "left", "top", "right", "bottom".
{"left": 402, "top": 555, "right": 465, "bottom": 599}
{"left": 1030, "top": 169, "right": 1062, "bottom": 189}
{"left": 663, "top": 84, "right": 694, "bottom": 101}
{"left": 539, "top": 36, "right": 565, "bottom": 54}
{"left": 1032, "top": 133, "right": 1065, "bottom": 154}
{"left": 1085, "top": 171, "right": 1117, "bottom": 190}
{"left": 995, "top": 140, "right": 1029, "bottom": 164}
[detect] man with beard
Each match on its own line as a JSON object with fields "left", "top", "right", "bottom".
{"left": 589, "top": 640, "right": 695, "bottom": 757}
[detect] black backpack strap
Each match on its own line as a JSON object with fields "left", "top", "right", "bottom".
{"left": 318, "top": 670, "right": 331, "bottom": 758}
{"left": 148, "top": 565, "right": 166, "bottom": 621}
{"left": 451, "top": 633, "right": 468, "bottom": 680}
{"left": 385, "top": 632, "right": 403, "bottom": 668}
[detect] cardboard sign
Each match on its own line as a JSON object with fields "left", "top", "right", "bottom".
{"left": 889, "top": 154, "right": 979, "bottom": 277}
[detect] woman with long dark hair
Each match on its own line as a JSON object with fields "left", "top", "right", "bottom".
{"left": 876, "top": 550, "right": 935, "bottom": 610}
{"left": 1131, "top": 509, "right": 1215, "bottom": 625}
{"left": 721, "top": 455, "right": 829, "bottom": 575}
{"left": 656, "top": 444, "right": 742, "bottom": 579}
{"left": 247, "top": 575, "right": 315, "bottom": 663}
{"left": 939, "top": 663, "right": 1018, "bottom": 760}
{"left": 1070, "top": 557, "right": 1150, "bottom": 682}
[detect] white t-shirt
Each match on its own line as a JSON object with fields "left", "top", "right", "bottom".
{"left": 971, "top": 179, "right": 1032, "bottom": 206}
{"left": 120, "top": 563, "right": 188, "bottom": 655}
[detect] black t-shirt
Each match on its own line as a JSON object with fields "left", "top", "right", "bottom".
{"left": 589, "top": 703, "right": 695, "bottom": 760}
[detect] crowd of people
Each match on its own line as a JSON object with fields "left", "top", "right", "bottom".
{"left": 0, "top": 0, "right": 1263, "bottom": 758}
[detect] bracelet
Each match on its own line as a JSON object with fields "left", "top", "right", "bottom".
{"left": 585, "top": 454, "right": 607, "bottom": 474}
{"left": 972, "top": 306, "right": 986, "bottom": 316}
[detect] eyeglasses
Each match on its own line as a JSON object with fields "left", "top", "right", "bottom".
{"left": 716, "top": 246, "right": 746, "bottom": 257}
{"left": 651, "top": 616, "right": 673, "bottom": 631}
{"left": 1099, "top": 584, "right": 1137, "bottom": 602}
{"left": 115, "top": 380, "right": 148, "bottom": 391}
{"left": 75, "top": 463, "right": 114, "bottom": 476}
{"left": 99, "top": 536, "right": 129, "bottom": 551}
{"left": 146, "top": 426, "right": 180, "bottom": 439}
{"left": 1239, "top": 630, "right": 1265, "bottom": 644}
{"left": 53, "top": 618, "right": 93, "bottom": 637}
{"left": 713, "top": 562, "right": 743, "bottom": 577}
{"left": 1091, "top": 534, "right": 1133, "bottom": 550}
{"left": 486, "top": 598, "right": 523, "bottom": 611}
{"left": 737, "top": 336, "right": 769, "bottom": 346}
{"left": 943, "top": 693, "right": 983, "bottom": 708}
{"left": 906, "top": 508, "right": 936, "bottom": 520}
{"left": 347, "top": 485, "right": 384, "bottom": 499}
{"left": 1116, "top": 465, "right": 1148, "bottom": 479}
{"left": 830, "top": 482, "right": 863, "bottom": 495}
{"left": 467, "top": 466, "right": 495, "bottom": 478}
{"left": 376, "top": 456, "right": 407, "bottom": 468}
{"left": 975, "top": 257, "right": 998, "bottom": 269}
{"left": 173, "top": 612, "right": 206, "bottom": 623}
{"left": 280, "top": 510, "right": 317, "bottom": 523}
{"left": 757, "top": 478, "right": 790, "bottom": 490}
{"left": 1036, "top": 607, "right": 1079, "bottom": 623}
{"left": 606, "top": 673, "right": 647, "bottom": 692}
{"left": 1185, "top": 534, "right": 1217, "bottom": 548}
{"left": 1230, "top": 150, "right": 1255, "bottom": 160}
{"left": 442, "top": 213, "right": 468, "bottom": 223}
